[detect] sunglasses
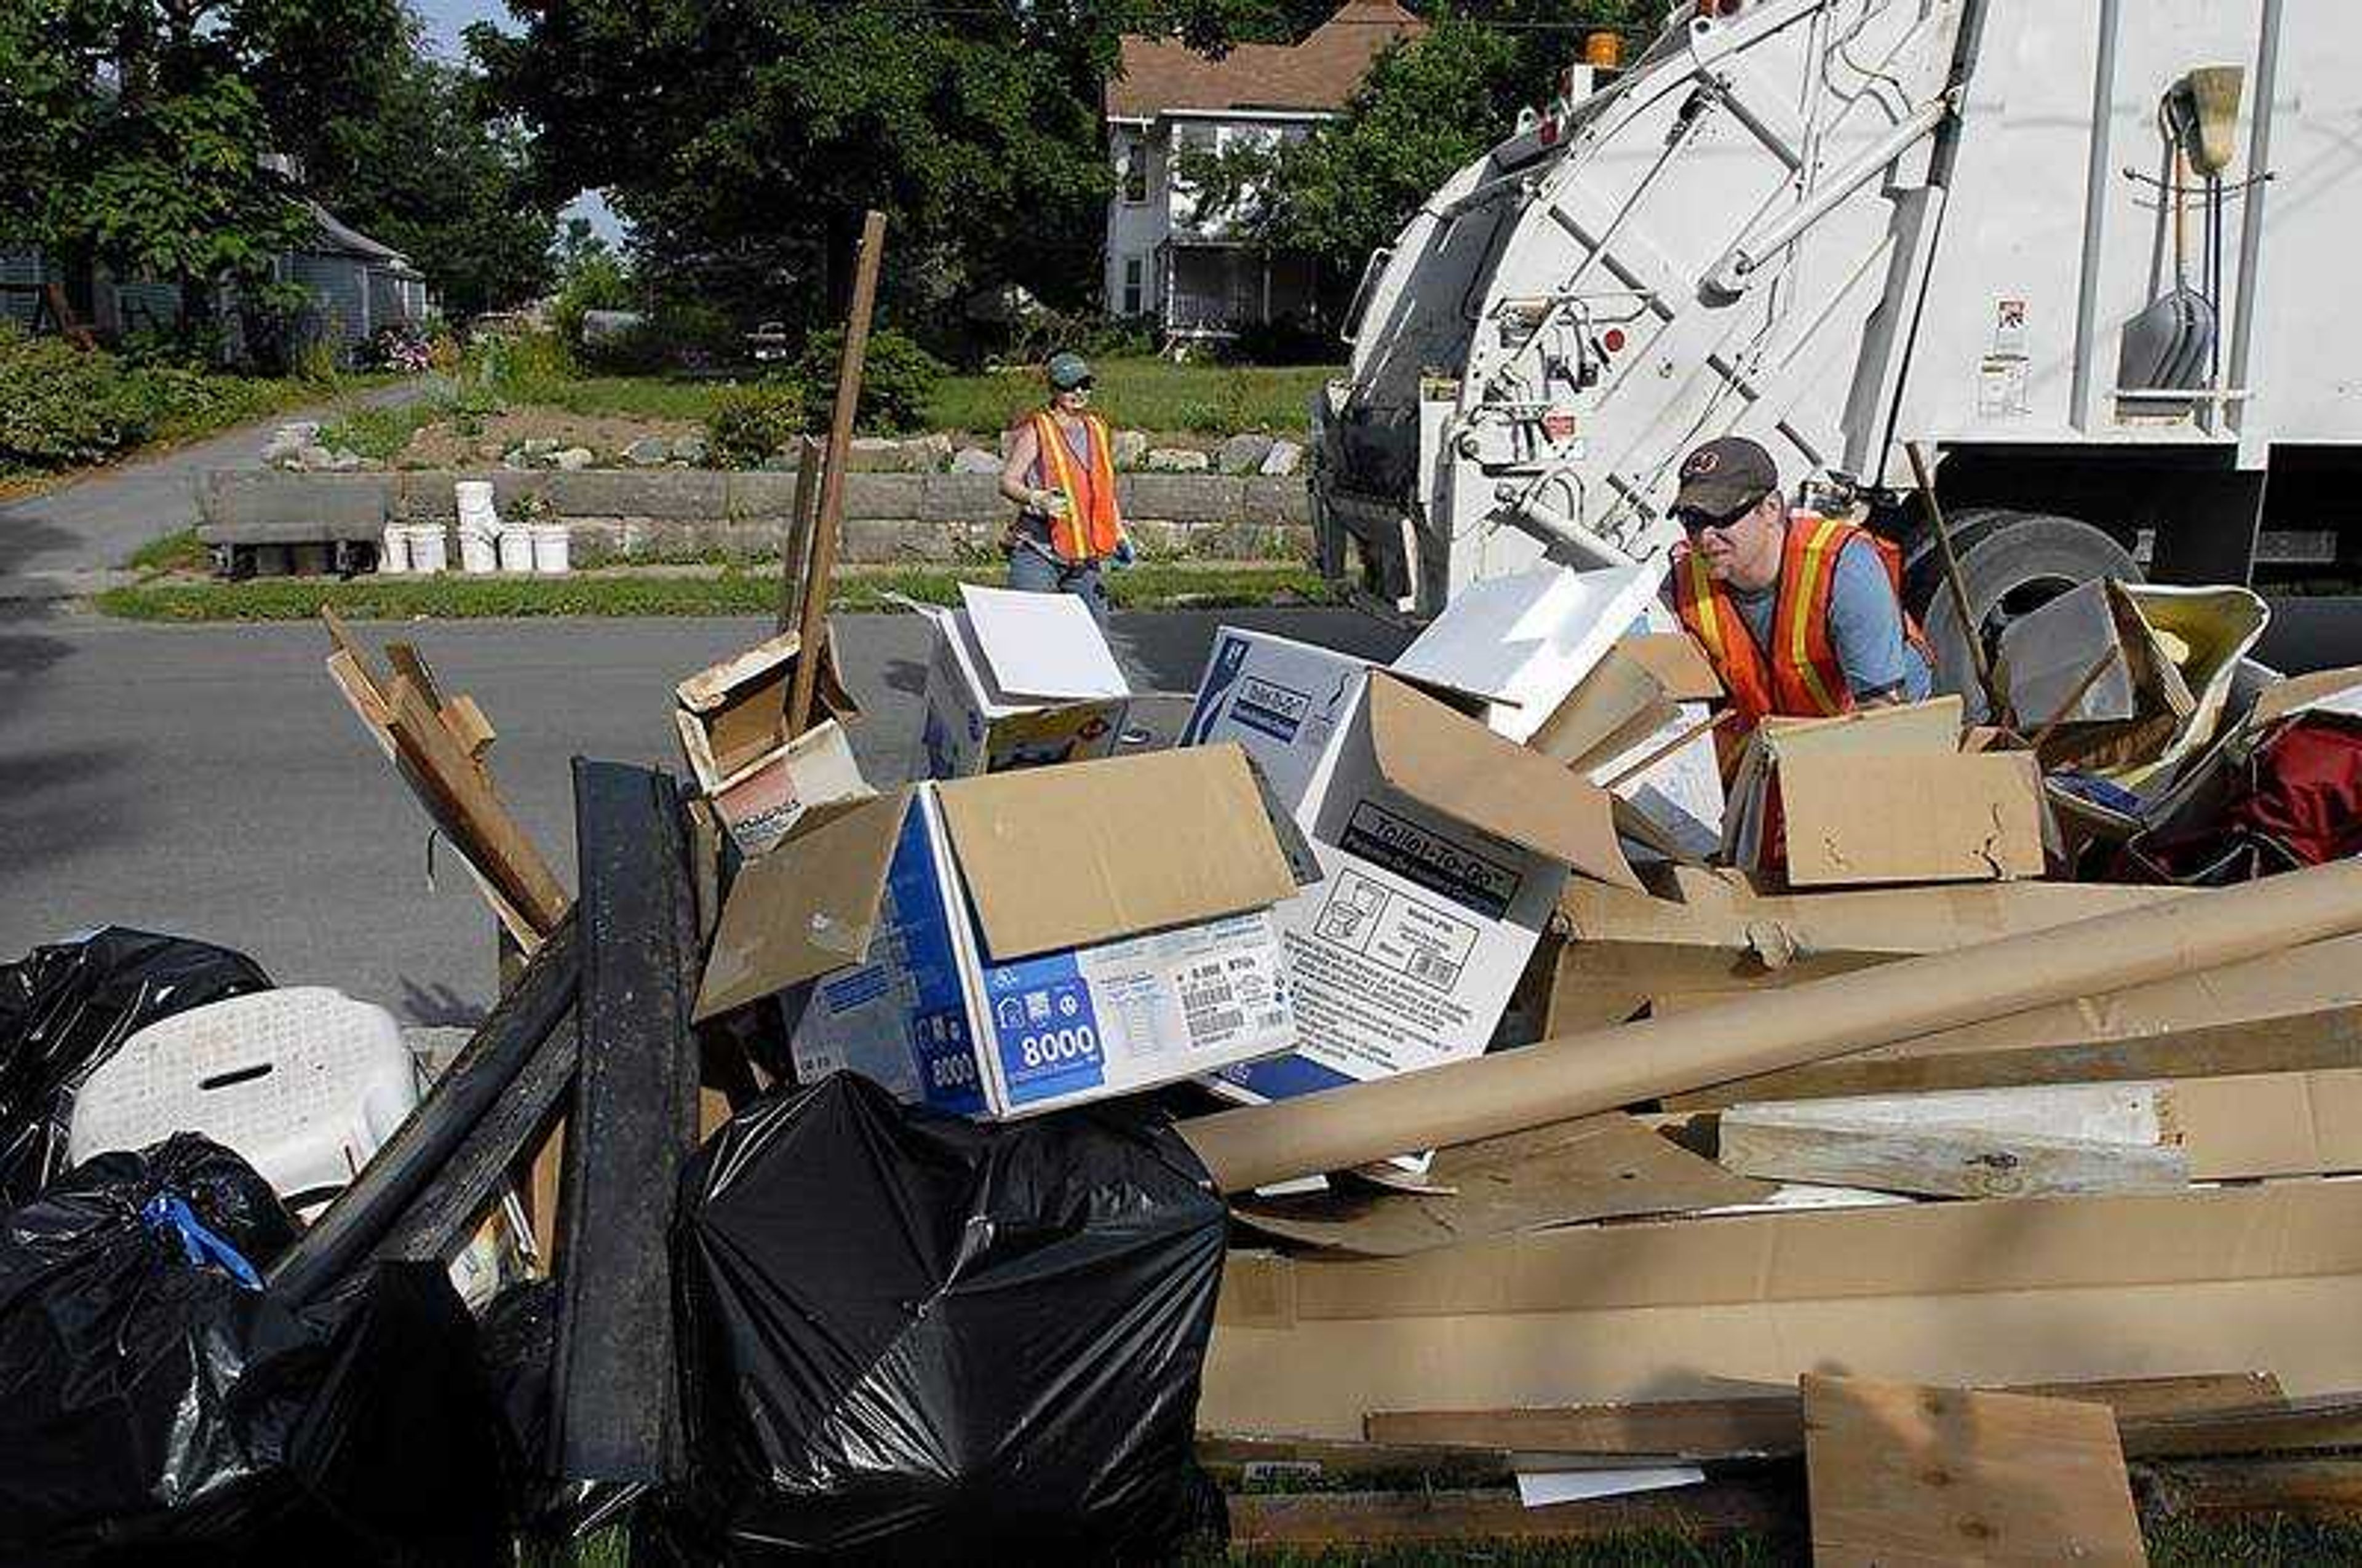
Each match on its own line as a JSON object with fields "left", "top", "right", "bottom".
{"left": 1672, "top": 493, "right": 1765, "bottom": 533}
{"left": 1058, "top": 379, "right": 1094, "bottom": 393}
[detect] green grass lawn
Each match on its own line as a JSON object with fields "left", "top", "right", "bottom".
{"left": 93, "top": 560, "right": 1336, "bottom": 622}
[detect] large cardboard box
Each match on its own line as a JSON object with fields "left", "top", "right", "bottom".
{"left": 913, "top": 584, "right": 1131, "bottom": 778}
{"left": 1390, "top": 562, "right": 1664, "bottom": 742}
{"left": 1215, "top": 674, "right": 1639, "bottom": 1106}
{"left": 700, "top": 744, "right": 1302, "bottom": 1119}
{"left": 1182, "top": 626, "right": 1373, "bottom": 811}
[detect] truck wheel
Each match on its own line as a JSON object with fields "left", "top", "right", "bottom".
{"left": 1912, "top": 510, "right": 2141, "bottom": 722}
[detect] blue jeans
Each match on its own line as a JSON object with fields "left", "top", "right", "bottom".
{"left": 1006, "top": 537, "right": 1111, "bottom": 623}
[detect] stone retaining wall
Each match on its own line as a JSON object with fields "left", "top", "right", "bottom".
{"left": 196, "top": 468, "right": 1311, "bottom": 565}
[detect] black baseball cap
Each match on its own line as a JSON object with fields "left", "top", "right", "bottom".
{"left": 1672, "top": 436, "right": 1779, "bottom": 521}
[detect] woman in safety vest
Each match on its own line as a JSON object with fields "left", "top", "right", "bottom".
{"left": 1667, "top": 436, "right": 1937, "bottom": 771}
{"left": 998, "top": 351, "right": 1132, "bottom": 623}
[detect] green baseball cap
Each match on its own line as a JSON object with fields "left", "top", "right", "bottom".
{"left": 1046, "top": 352, "right": 1092, "bottom": 391}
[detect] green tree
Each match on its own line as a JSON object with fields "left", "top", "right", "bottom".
{"left": 469, "top": 0, "right": 1293, "bottom": 332}
{"left": 1174, "top": 4, "right": 1645, "bottom": 286}
{"left": 0, "top": 0, "right": 407, "bottom": 340}
{"left": 306, "top": 32, "right": 559, "bottom": 320}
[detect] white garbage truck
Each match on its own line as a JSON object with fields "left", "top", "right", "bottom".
{"left": 1313, "top": 0, "right": 2361, "bottom": 687}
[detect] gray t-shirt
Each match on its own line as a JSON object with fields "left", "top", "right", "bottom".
{"left": 1727, "top": 536, "right": 1933, "bottom": 702}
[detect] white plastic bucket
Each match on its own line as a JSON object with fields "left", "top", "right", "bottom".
{"left": 453, "top": 479, "right": 496, "bottom": 520}
{"left": 458, "top": 526, "right": 498, "bottom": 575}
{"left": 496, "top": 523, "right": 535, "bottom": 573}
{"left": 530, "top": 522, "right": 571, "bottom": 575}
{"left": 406, "top": 523, "right": 449, "bottom": 574}
{"left": 379, "top": 523, "right": 411, "bottom": 575}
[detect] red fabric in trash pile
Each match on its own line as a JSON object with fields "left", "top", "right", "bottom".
{"left": 2125, "top": 714, "right": 2362, "bottom": 884}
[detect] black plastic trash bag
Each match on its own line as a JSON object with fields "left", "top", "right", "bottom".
{"left": 0, "top": 1134, "right": 513, "bottom": 1566}
{"left": 669, "top": 1072, "right": 1228, "bottom": 1563}
{"left": 0, "top": 927, "right": 272, "bottom": 1204}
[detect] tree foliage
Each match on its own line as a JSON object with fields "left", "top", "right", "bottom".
{"left": 1173, "top": 2, "right": 1648, "bottom": 285}
{"left": 0, "top": 0, "right": 407, "bottom": 321}
{"left": 305, "top": 33, "right": 559, "bottom": 319}
{"left": 470, "top": 1, "right": 1301, "bottom": 328}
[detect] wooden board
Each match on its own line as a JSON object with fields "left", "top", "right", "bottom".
{"left": 1716, "top": 1085, "right": 2189, "bottom": 1199}
{"left": 1226, "top": 1482, "right": 1791, "bottom": 1550}
{"left": 1364, "top": 1373, "right": 2284, "bottom": 1462}
{"left": 1228, "top": 1113, "right": 1772, "bottom": 1256}
{"left": 384, "top": 674, "right": 570, "bottom": 933}
{"left": 1802, "top": 1375, "right": 2145, "bottom": 1566}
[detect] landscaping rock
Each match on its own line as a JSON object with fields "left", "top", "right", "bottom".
{"left": 1260, "top": 438, "right": 1304, "bottom": 477}
{"left": 553, "top": 447, "right": 595, "bottom": 472}
{"left": 520, "top": 437, "right": 561, "bottom": 461}
{"left": 671, "top": 434, "right": 709, "bottom": 465}
{"left": 904, "top": 432, "right": 954, "bottom": 473}
{"left": 1217, "top": 433, "right": 1275, "bottom": 476}
{"left": 501, "top": 448, "right": 535, "bottom": 471}
{"left": 624, "top": 436, "right": 672, "bottom": 467}
{"left": 1110, "top": 429, "right": 1150, "bottom": 470}
{"left": 327, "top": 448, "right": 366, "bottom": 472}
{"left": 296, "top": 444, "right": 337, "bottom": 471}
{"left": 1145, "top": 447, "right": 1211, "bottom": 474}
{"left": 847, "top": 436, "right": 912, "bottom": 472}
{"left": 950, "top": 446, "right": 1003, "bottom": 475}
{"left": 260, "top": 423, "right": 317, "bottom": 465}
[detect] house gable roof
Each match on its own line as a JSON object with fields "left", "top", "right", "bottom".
{"left": 1107, "top": 0, "right": 1424, "bottom": 119}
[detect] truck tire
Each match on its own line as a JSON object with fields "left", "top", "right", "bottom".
{"left": 1911, "top": 510, "right": 2142, "bottom": 722}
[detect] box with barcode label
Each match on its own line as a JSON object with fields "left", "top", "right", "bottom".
{"left": 752, "top": 746, "right": 1300, "bottom": 1120}
{"left": 1206, "top": 673, "right": 1640, "bottom": 1110}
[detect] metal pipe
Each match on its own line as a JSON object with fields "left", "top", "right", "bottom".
{"left": 2069, "top": 0, "right": 2123, "bottom": 429}
{"left": 2225, "top": 0, "right": 2282, "bottom": 447}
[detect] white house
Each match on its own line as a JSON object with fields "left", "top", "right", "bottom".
{"left": 1103, "top": 0, "right": 1423, "bottom": 346}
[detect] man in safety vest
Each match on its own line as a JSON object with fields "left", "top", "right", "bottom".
{"left": 1668, "top": 436, "right": 1936, "bottom": 757}
{"left": 998, "top": 351, "right": 1132, "bottom": 622}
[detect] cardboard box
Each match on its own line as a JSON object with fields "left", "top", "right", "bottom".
{"left": 704, "top": 744, "right": 1302, "bottom": 1118}
{"left": 1391, "top": 563, "right": 1665, "bottom": 743}
{"left": 672, "top": 627, "right": 870, "bottom": 854}
{"left": 1182, "top": 626, "right": 1375, "bottom": 811}
{"left": 1199, "top": 1179, "right": 2362, "bottom": 1436}
{"left": 912, "top": 584, "right": 1131, "bottom": 778}
{"left": 1215, "top": 674, "right": 1638, "bottom": 1106}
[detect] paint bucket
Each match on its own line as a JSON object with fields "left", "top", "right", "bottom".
{"left": 530, "top": 522, "right": 571, "bottom": 575}
{"left": 496, "top": 522, "right": 535, "bottom": 573}
{"left": 458, "top": 525, "right": 498, "bottom": 575}
{"left": 454, "top": 479, "right": 497, "bottom": 523}
{"left": 379, "top": 523, "right": 411, "bottom": 575}
{"left": 406, "top": 523, "right": 450, "bottom": 575}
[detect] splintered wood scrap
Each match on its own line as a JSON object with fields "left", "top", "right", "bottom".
{"left": 1802, "top": 1374, "right": 2145, "bottom": 1566}
{"left": 383, "top": 674, "right": 570, "bottom": 934}
{"left": 1714, "top": 1083, "right": 2192, "bottom": 1199}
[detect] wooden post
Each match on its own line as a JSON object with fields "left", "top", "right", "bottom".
{"left": 787, "top": 210, "right": 888, "bottom": 737}
{"left": 776, "top": 435, "right": 825, "bottom": 634}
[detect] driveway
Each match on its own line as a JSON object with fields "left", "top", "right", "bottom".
{"left": 0, "top": 376, "right": 442, "bottom": 585}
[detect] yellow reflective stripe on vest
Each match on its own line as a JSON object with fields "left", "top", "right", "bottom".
{"left": 1683, "top": 551, "right": 1725, "bottom": 657}
{"left": 1784, "top": 517, "right": 1847, "bottom": 715}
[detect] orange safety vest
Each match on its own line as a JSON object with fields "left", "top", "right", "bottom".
{"left": 1030, "top": 410, "right": 1124, "bottom": 563}
{"left": 1672, "top": 511, "right": 1936, "bottom": 758}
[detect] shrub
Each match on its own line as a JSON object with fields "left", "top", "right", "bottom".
{"left": 0, "top": 328, "right": 156, "bottom": 469}
{"left": 793, "top": 328, "right": 945, "bottom": 434}
{"left": 706, "top": 382, "right": 808, "bottom": 469}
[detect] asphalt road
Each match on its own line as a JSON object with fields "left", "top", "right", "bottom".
{"left": 0, "top": 608, "right": 1409, "bottom": 1024}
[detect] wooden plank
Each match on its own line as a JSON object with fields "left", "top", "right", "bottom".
{"left": 1802, "top": 1375, "right": 2145, "bottom": 1566}
{"left": 549, "top": 761, "right": 701, "bottom": 1486}
{"left": 384, "top": 674, "right": 571, "bottom": 934}
{"left": 440, "top": 694, "right": 496, "bottom": 760}
{"left": 775, "top": 436, "right": 825, "bottom": 634}
{"left": 1716, "top": 1095, "right": 2189, "bottom": 1200}
{"left": 2137, "top": 1455, "right": 2362, "bottom": 1521}
{"left": 1225, "top": 1482, "right": 1793, "bottom": 1550}
{"left": 1196, "top": 1432, "right": 1524, "bottom": 1489}
{"left": 1228, "top": 1113, "right": 1772, "bottom": 1257}
{"left": 386, "top": 640, "right": 446, "bottom": 712}
{"left": 1366, "top": 1374, "right": 2284, "bottom": 1462}
{"left": 789, "top": 209, "right": 886, "bottom": 736}
{"left": 1665, "top": 1002, "right": 2362, "bottom": 1110}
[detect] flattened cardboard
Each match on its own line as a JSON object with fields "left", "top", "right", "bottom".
{"left": 1802, "top": 1376, "right": 2144, "bottom": 1567}
{"left": 937, "top": 744, "right": 1297, "bottom": 960}
{"left": 1390, "top": 563, "right": 1664, "bottom": 742}
{"left": 1527, "top": 647, "right": 1668, "bottom": 767}
{"left": 1228, "top": 1115, "right": 1770, "bottom": 1256}
{"left": 1365, "top": 674, "right": 1640, "bottom": 891}
{"left": 1776, "top": 751, "right": 2044, "bottom": 886}
{"left": 1620, "top": 632, "right": 1723, "bottom": 702}
{"left": 694, "top": 790, "right": 911, "bottom": 1021}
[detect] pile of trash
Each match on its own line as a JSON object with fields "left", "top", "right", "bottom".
{"left": 7, "top": 562, "right": 2362, "bottom": 1558}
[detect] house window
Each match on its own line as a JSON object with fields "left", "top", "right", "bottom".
{"left": 1121, "top": 256, "right": 1145, "bottom": 317}
{"left": 1120, "top": 135, "right": 1148, "bottom": 205}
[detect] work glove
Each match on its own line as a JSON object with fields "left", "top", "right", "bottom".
{"left": 1110, "top": 536, "right": 1137, "bottom": 570}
